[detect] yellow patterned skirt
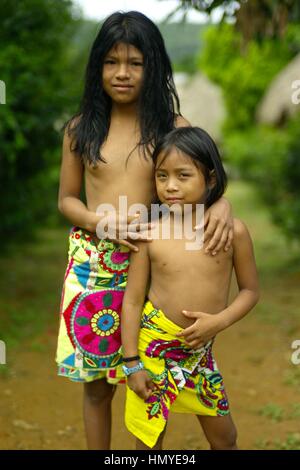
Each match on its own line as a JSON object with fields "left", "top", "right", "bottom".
{"left": 125, "top": 300, "right": 229, "bottom": 448}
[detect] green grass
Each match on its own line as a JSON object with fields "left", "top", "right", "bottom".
{"left": 0, "top": 227, "right": 68, "bottom": 348}
{"left": 283, "top": 368, "right": 300, "bottom": 388}
{"left": 257, "top": 401, "right": 300, "bottom": 424}
{"left": 258, "top": 403, "right": 284, "bottom": 422}
{"left": 255, "top": 433, "right": 300, "bottom": 450}
{"left": 287, "top": 403, "right": 300, "bottom": 419}
{"left": 274, "top": 433, "right": 300, "bottom": 450}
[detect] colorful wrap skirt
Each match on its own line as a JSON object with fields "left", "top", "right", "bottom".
{"left": 55, "top": 227, "right": 130, "bottom": 383}
{"left": 125, "top": 300, "right": 230, "bottom": 448}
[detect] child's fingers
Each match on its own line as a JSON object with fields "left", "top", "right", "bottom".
{"left": 127, "top": 213, "right": 140, "bottom": 224}
{"left": 186, "top": 340, "right": 204, "bottom": 349}
{"left": 203, "top": 211, "right": 210, "bottom": 228}
{"left": 127, "top": 232, "right": 152, "bottom": 242}
{"left": 128, "top": 221, "right": 155, "bottom": 231}
{"left": 224, "top": 227, "right": 234, "bottom": 251}
{"left": 209, "top": 229, "right": 228, "bottom": 255}
{"left": 143, "top": 390, "right": 152, "bottom": 401}
{"left": 147, "top": 378, "right": 155, "bottom": 391}
{"left": 176, "top": 325, "right": 196, "bottom": 337}
{"left": 139, "top": 388, "right": 152, "bottom": 400}
{"left": 205, "top": 224, "right": 224, "bottom": 253}
{"left": 116, "top": 239, "right": 139, "bottom": 252}
{"left": 203, "top": 217, "right": 218, "bottom": 243}
{"left": 184, "top": 331, "right": 200, "bottom": 342}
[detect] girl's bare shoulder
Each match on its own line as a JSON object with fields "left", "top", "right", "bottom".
{"left": 232, "top": 218, "right": 253, "bottom": 245}
{"left": 174, "top": 115, "right": 191, "bottom": 128}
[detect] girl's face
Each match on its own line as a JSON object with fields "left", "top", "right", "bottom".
{"left": 155, "top": 147, "right": 208, "bottom": 208}
{"left": 102, "top": 42, "right": 144, "bottom": 105}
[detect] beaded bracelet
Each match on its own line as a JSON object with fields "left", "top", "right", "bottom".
{"left": 123, "top": 355, "right": 140, "bottom": 363}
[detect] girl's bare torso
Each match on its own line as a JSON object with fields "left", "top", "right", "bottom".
{"left": 84, "top": 121, "right": 155, "bottom": 212}
{"left": 148, "top": 219, "right": 234, "bottom": 329}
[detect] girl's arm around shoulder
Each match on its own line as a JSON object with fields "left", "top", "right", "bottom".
{"left": 121, "top": 242, "right": 150, "bottom": 359}
{"left": 58, "top": 124, "right": 99, "bottom": 232}
{"left": 217, "top": 218, "right": 260, "bottom": 332}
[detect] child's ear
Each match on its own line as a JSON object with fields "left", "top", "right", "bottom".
{"left": 208, "top": 170, "right": 216, "bottom": 189}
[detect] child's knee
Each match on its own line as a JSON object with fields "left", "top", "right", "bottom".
{"left": 210, "top": 426, "right": 237, "bottom": 450}
{"left": 84, "top": 378, "right": 116, "bottom": 405}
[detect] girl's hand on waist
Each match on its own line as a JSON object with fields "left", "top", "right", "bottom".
{"left": 195, "top": 197, "right": 233, "bottom": 256}
{"left": 127, "top": 370, "right": 155, "bottom": 401}
{"left": 176, "top": 310, "right": 223, "bottom": 349}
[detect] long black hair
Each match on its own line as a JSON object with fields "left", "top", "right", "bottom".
{"left": 65, "top": 11, "right": 180, "bottom": 165}
{"left": 152, "top": 127, "right": 227, "bottom": 208}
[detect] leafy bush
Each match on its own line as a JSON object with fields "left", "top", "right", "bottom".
{"left": 199, "top": 23, "right": 295, "bottom": 131}
{"left": 0, "top": 0, "right": 82, "bottom": 245}
{"left": 199, "top": 22, "right": 300, "bottom": 238}
{"left": 224, "top": 116, "right": 300, "bottom": 237}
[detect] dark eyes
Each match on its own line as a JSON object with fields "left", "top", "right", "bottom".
{"left": 156, "top": 173, "right": 191, "bottom": 179}
{"left": 103, "top": 60, "right": 143, "bottom": 66}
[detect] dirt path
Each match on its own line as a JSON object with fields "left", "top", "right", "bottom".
{"left": 1, "top": 304, "right": 299, "bottom": 450}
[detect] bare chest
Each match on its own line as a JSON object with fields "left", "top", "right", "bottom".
{"left": 85, "top": 137, "right": 154, "bottom": 181}
{"left": 149, "top": 238, "right": 233, "bottom": 278}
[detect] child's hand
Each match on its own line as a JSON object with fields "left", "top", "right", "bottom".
{"left": 176, "top": 311, "right": 224, "bottom": 349}
{"left": 195, "top": 198, "right": 233, "bottom": 255}
{"left": 127, "top": 370, "right": 155, "bottom": 400}
{"left": 96, "top": 213, "right": 153, "bottom": 251}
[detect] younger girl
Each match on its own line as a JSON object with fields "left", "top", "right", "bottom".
{"left": 121, "top": 126, "right": 259, "bottom": 450}
{"left": 55, "top": 11, "right": 233, "bottom": 450}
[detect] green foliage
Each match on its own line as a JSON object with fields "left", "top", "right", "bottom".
{"left": 199, "top": 23, "right": 294, "bottom": 131}
{"left": 173, "top": 54, "right": 199, "bottom": 75}
{"left": 0, "top": 0, "right": 82, "bottom": 244}
{"left": 199, "top": 21, "right": 300, "bottom": 238}
{"left": 224, "top": 115, "right": 300, "bottom": 238}
{"left": 0, "top": 227, "right": 68, "bottom": 347}
{"left": 170, "top": 1, "right": 300, "bottom": 38}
